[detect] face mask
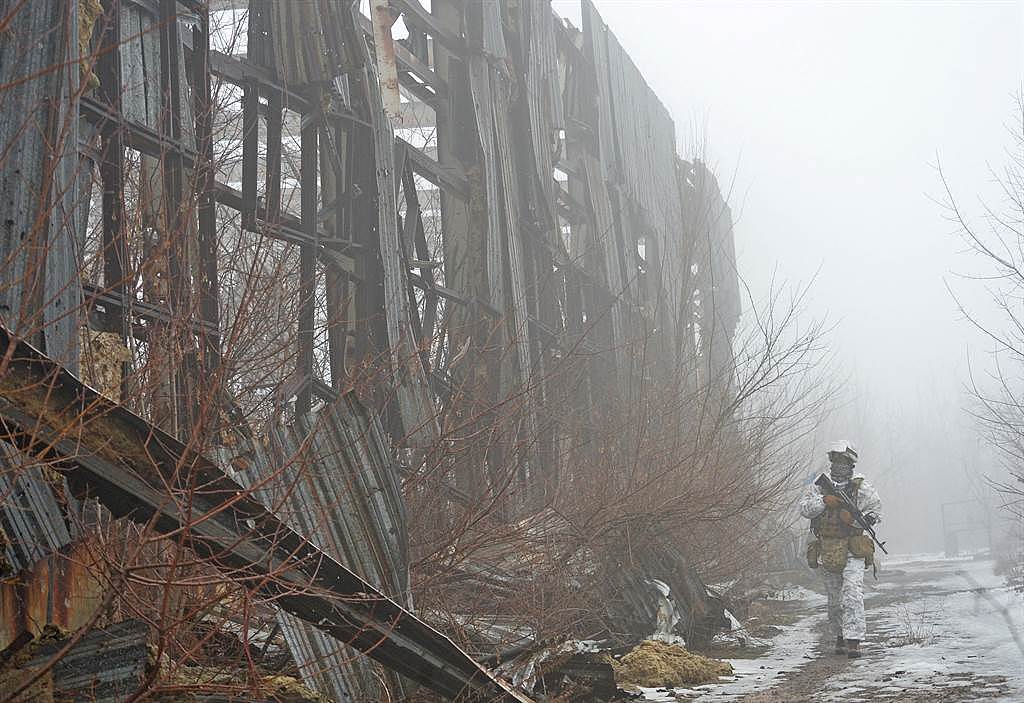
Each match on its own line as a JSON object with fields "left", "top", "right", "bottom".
{"left": 830, "top": 461, "right": 854, "bottom": 483}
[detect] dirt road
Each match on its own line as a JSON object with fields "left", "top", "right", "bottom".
{"left": 671, "top": 556, "right": 1023, "bottom": 702}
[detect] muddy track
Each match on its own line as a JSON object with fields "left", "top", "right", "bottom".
{"left": 731, "top": 560, "right": 1019, "bottom": 702}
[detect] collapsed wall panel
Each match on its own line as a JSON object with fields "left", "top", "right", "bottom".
{"left": 231, "top": 392, "right": 410, "bottom": 702}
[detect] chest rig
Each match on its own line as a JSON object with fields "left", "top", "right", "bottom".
{"left": 812, "top": 477, "right": 864, "bottom": 539}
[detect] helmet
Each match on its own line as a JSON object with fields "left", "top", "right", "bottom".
{"left": 827, "top": 440, "right": 858, "bottom": 464}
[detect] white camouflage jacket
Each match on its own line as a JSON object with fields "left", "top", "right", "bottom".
{"left": 798, "top": 471, "right": 883, "bottom": 523}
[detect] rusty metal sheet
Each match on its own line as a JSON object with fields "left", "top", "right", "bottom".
{"left": 0, "top": 540, "right": 107, "bottom": 652}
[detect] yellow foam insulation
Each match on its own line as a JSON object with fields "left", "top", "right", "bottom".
{"left": 80, "top": 329, "right": 131, "bottom": 400}
{"left": 79, "top": 0, "right": 103, "bottom": 91}
{"left": 612, "top": 640, "right": 733, "bottom": 688}
{"left": 261, "top": 675, "right": 334, "bottom": 703}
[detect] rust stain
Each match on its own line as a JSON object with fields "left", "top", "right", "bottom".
{"left": 0, "top": 540, "right": 107, "bottom": 651}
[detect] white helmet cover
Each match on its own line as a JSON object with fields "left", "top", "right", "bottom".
{"left": 827, "top": 440, "right": 858, "bottom": 463}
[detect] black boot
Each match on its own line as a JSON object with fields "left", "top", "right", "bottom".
{"left": 846, "top": 639, "right": 861, "bottom": 658}
{"left": 834, "top": 637, "right": 846, "bottom": 654}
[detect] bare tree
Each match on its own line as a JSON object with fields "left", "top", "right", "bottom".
{"left": 941, "top": 92, "right": 1024, "bottom": 519}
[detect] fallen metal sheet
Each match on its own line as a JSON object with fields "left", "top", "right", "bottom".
{"left": 607, "top": 535, "right": 728, "bottom": 648}
{"left": 0, "top": 449, "right": 73, "bottom": 577}
{"left": 0, "top": 619, "right": 149, "bottom": 703}
{"left": 232, "top": 394, "right": 411, "bottom": 702}
{"left": 0, "top": 326, "right": 533, "bottom": 703}
{"left": 496, "top": 642, "right": 616, "bottom": 702}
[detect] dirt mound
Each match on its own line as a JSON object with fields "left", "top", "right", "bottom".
{"left": 613, "top": 640, "right": 733, "bottom": 688}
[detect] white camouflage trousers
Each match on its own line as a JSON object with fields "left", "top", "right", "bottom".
{"left": 822, "top": 557, "right": 866, "bottom": 640}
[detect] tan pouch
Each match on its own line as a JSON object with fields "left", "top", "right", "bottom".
{"left": 806, "top": 539, "right": 821, "bottom": 569}
{"left": 820, "top": 537, "right": 848, "bottom": 573}
{"left": 848, "top": 534, "right": 875, "bottom": 567}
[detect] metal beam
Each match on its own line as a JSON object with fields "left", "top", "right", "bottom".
{"left": 398, "top": 136, "right": 470, "bottom": 200}
{"left": 390, "top": 0, "right": 464, "bottom": 54}
{"left": 207, "top": 50, "right": 369, "bottom": 128}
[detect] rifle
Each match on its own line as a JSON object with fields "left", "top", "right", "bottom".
{"left": 815, "top": 473, "right": 889, "bottom": 555}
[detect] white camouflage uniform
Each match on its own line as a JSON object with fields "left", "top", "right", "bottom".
{"left": 799, "top": 473, "right": 882, "bottom": 641}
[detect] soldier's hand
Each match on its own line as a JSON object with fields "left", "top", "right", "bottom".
{"left": 822, "top": 495, "right": 843, "bottom": 508}
{"left": 839, "top": 509, "right": 854, "bottom": 525}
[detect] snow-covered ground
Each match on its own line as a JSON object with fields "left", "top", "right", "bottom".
{"left": 880, "top": 551, "right": 979, "bottom": 567}
{"left": 644, "top": 555, "right": 1024, "bottom": 702}
{"left": 819, "top": 556, "right": 1024, "bottom": 702}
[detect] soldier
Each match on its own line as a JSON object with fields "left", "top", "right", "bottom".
{"left": 800, "top": 440, "right": 883, "bottom": 658}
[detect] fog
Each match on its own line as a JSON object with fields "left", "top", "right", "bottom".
{"left": 554, "top": 1, "right": 1024, "bottom": 553}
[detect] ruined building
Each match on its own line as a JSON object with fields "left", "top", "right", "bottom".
{"left": 0, "top": 0, "right": 741, "bottom": 700}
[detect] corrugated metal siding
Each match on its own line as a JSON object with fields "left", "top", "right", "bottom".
{"left": 233, "top": 392, "right": 410, "bottom": 702}
{"left": 522, "top": 0, "right": 564, "bottom": 234}
{"left": 0, "top": 0, "right": 82, "bottom": 370}
{"left": 0, "top": 619, "right": 149, "bottom": 703}
{"left": 581, "top": 0, "right": 688, "bottom": 341}
{"left": 0, "top": 447, "right": 73, "bottom": 577}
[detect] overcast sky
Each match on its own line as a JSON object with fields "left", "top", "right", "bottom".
{"left": 553, "top": 1, "right": 1024, "bottom": 550}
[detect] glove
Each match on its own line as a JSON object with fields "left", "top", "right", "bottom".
{"left": 822, "top": 495, "right": 843, "bottom": 509}
{"left": 839, "top": 509, "right": 854, "bottom": 525}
